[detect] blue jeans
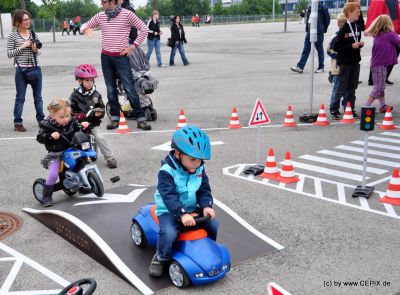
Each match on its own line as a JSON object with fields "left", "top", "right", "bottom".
{"left": 169, "top": 42, "right": 189, "bottom": 65}
{"left": 146, "top": 38, "right": 163, "bottom": 66}
{"left": 297, "top": 32, "right": 324, "bottom": 70}
{"left": 14, "top": 67, "right": 45, "bottom": 124}
{"left": 101, "top": 53, "right": 145, "bottom": 122}
{"left": 156, "top": 212, "right": 219, "bottom": 261}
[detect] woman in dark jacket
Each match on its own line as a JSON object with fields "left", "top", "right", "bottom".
{"left": 146, "top": 10, "right": 165, "bottom": 67}
{"left": 169, "top": 15, "right": 189, "bottom": 66}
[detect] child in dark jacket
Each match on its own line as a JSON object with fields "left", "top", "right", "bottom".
{"left": 69, "top": 64, "right": 117, "bottom": 169}
{"left": 37, "top": 98, "right": 89, "bottom": 207}
{"left": 149, "top": 126, "right": 218, "bottom": 277}
{"left": 330, "top": 2, "right": 364, "bottom": 120}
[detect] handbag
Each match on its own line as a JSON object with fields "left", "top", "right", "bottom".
{"left": 167, "top": 38, "right": 174, "bottom": 47}
{"left": 15, "top": 32, "right": 41, "bottom": 85}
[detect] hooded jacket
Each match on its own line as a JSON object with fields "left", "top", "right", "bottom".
{"left": 305, "top": 3, "right": 331, "bottom": 34}
{"left": 154, "top": 151, "right": 213, "bottom": 217}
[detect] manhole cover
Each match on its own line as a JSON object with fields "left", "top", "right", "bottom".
{"left": 0, "top": 212, "right": 23, "bottom": 240}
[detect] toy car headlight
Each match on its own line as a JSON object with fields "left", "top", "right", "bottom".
{"left": 222, "top": 264, "right": 229, "bottom": 271}
{"left": 194, "top": 272, "right": 204, "bottom": 278}
{"left": 81, "top": 142, "right": 90, "bottom": 150}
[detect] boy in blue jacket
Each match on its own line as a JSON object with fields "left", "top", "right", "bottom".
{"left": 149, "top": 125, "right": 218, "bottom": 277}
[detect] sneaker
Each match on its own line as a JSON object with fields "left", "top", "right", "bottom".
{"left": 290, "top": 66, "right": 303, "bottom": 74}
{"left": 352, "top": 110, "right": 360, "bottom": 119}
{"left": 329, "top": 112, "right": 340, "bottom": 120}
{"left": 137, "top": 121, "right": 151, "bottom": 130}
{"left": 106, "top": 120, "right": 119, "bottom": 130}
{"left": 386, "top": 80, "right": 394, "bottom": 85}
{"left": 14, "top": 124, "right": 26, "bottom": 132}
{"left": 107, "top": 158, "right": 118, "bottom": 169}
{"left": 184, "top": 62, "right": 190, "bottom": 66}
{"left": 315, "top": 68, "right": 324, "bottom": 73}
{"left": 169, "top": 63, "right": 175, "bottom": 66}
{"left": 379, "top": 105, "right": 391, "bottom": 113}
{"left": 158, "top": 64, "right": 166, "bottom": 68}
{"left": 149, "top": 254, "right": 165, "bottom": 277}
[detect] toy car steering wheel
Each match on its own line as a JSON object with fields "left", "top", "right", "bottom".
{"left": 193, "top": 214, "right": 211, "bottom": 225}
{"left": 58, "top": 278, "right": 97, "bottom": 295}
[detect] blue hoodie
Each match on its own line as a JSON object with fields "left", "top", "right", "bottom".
{"left": 154, "top": 151, "right": 213, "bottom": 217}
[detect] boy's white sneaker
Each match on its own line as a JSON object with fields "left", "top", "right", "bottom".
{"left": 315, "top": 68, "right": 324, "bottom": 73}
{"left": 290, "top": 66, "right": 303, "bottom": 73}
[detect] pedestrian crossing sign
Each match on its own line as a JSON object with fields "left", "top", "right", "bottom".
{"left": 249, "top": 98, "right": 270, "bottom": 126}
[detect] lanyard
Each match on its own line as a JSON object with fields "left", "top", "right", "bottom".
{"left": 347, "top": 20, "right": 358, "bottom": 42}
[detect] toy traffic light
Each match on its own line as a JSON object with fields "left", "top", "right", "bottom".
{"left": 360, "top": 106, "right": 375, "bottom": 131}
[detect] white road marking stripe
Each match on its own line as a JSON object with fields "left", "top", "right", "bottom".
{"left": 289, "top": 161, "right": 365, "bottom": 181}
{"left": 336, "top": 145, "right": 400, "bottom": 159}
{"left": 214, "top": 198, "right": 284, "bottom": 250}
{"left": 295, "top": 175, "right": 305, "bottom": 192}
{"left": 382, "top": 202, "right": 398, "bottom": 217}
{"left": 1, "top": 258, "right": 23, "bottom": 293}
{"left": 299, "top": 154, "right": 387, "bottom": 174}
{"left": 381, "top": 132, "right": 400, "bottom": 138}
{"left": 359, "top": 197, "right": 370, "bottom": 209}
{"left": 367, "top": 176, "right": 391, "bottom": 187}
{"left": 7, "top": 291, "right": 62, "bottom": 294}
{"left": 351, "top": 140, "right": 400, "bottom": 152}
{"left": 318, "top": 150, "right": 398, "bottom": 167}
{"left": 337, "top": 183, "right": 346, "bottom": 203}
{"left": 0, "top": 242, "right": 69, "bottom": 289}
{"left": 369, "top": 136, "right": 400, "bottom": 144}
{"left": 314, "top": 178, "right": 323, "bottom": 197}
{"left": 21, "top": 209, "right": 154, "bottom": 295}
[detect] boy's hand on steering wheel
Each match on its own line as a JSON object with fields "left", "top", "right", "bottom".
{"left": 203, "top": 207, "right": 216, "bottom": 220}
{"left": 81, "top": 121, "right": 89, "bottom": 129}
{"left": 181, "top": 214, "right": 196, "bottom": 227}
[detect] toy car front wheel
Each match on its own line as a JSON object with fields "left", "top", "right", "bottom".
{"left": 87, "top": 171, "right": 104, "bottom": 197}
{"left": 130, "top": 221, "right": 146, "bottom": 247}
{"left": 169, "top": 261, "right": 190, "bottom": 288}
{"left": 33, "top": 178, "right": 46, "bottom": 204}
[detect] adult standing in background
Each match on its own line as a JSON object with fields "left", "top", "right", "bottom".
{"left": 146, "top": 10, "right": 166, "bottom": 67}
{"left": 366, "top": 0, "right": 400, "bottom": 85}
{"left": 81, "top": 0, "right": 152, "bottom": 130}
{"left": 290, "top": 2, "right": 330, "bottom": 74}
{"left": 121, "top": 0, "right": 138, "bottom": 44}
{"left": 169, "top": 15, "right": 189, "bottom": 66}
{"left": 7, "top": 9, "right": 44, "bottom": 132}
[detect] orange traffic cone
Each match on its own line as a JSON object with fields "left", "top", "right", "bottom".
{"left": 260, "top": 148, "right": 280, "bottom": 179}
{"left": 276, "top": 151, "right": 299, "bottom": 183}
{"left": 176, "top": 109, "right": 187, "bottom": 129}
{"left": 314, "top": 104, "right": 330, "bottom": 126}
{"left": 267, "top": 282, "right": 292, "bottom": 295}
{"left": 379, "top": 168, "right": 400, "bottom": 206}
{"left": 340, "top": 102, "right": 355, "bottom": 124}
{"left": 228, "top": 107, "right": 242, "bottom": 129}
{"left": 379, "top": 106, "right": 396, "bottom": 130}
{"left": 282, "top": 105, "right": 297, "bottom": 127}
{"left": 116, "top": 112, "right": 132, "bottom": 134}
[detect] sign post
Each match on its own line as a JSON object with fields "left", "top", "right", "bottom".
{"left": 352, "top": 106, "right": 375, "bottom": 198}
{"left": 244, "top": 99, "right": 270, "bottom": 176}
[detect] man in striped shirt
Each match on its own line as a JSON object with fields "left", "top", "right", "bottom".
{"left": 81, "top": 0, "right": 151, "bottom": 130}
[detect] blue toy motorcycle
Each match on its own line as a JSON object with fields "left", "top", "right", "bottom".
{"left": 33, "top": 131, "right": 104, "bottom": 203}
{"left": 130, "top": 204, "right": 231, "bottom": 288}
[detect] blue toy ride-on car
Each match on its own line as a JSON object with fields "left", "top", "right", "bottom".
{"left": 130, "top": 203, "right": 231, "bottom": 288}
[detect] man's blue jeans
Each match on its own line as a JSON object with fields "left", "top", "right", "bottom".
{"left": 101, "top": 53, "right": 145, "bottom": 122}
{"left": 297, "top": 32, "right": 325, "bottom": 70}
{"left": 14, "top": 67, "right": 45, "bottom": 124}
{"left": 146, "top": 38, "right": 163, "bottom": 66}
{"left": 169, "top": 42, "right": 189, "bottom": 65}
{"left": 156, "top": 212, "right": 219, "bottom": 261}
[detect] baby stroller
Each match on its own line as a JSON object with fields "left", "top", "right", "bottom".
{"left": 106, "top": 48, "right": 158, "bottom": 121}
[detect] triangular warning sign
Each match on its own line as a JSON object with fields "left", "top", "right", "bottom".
{"left": 249, "top": 98, "right": 270, "bottom": 126}
{"left": 267, "top": 282, "right": 292, "bottom": 295}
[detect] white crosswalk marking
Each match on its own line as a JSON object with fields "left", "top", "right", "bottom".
{"left": 369, "top": 136, "right": 400, "bottom": 144}
{"left": 381, "top": 132, "right": 400, "bottom": 138}
{"left": 290, "top": 161, "right": 366, "bottom": 181}
{"left": 336, "top": 145, "right": 400, "bottom": 159}
{"left": 318, "top": 150, "right": 398, "bottom": 167}
{"left": 299, "top": 154, "right": 387, "bottom": 174}
{"left": 351, "top": 140, "right": 400, "bottom": 152}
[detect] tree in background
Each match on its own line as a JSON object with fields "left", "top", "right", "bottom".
{"left": 0, "top": 0, "right": 40, "bottom": 18}
{"left": 171, "top": 0, "right": 210, "bottom": 16}
{"left": 294, "top": 0, "right": 309, "bottom": 14}
{"left": 212, "top": 0, "right": 224, "bottom": 15}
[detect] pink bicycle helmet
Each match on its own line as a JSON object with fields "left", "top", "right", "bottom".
{"left": 74, "top": 64, "right": 98, "bottom": 79}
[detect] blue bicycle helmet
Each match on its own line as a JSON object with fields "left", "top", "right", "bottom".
{"left": 171, "top": 125, "right": 211, "bottom": 160}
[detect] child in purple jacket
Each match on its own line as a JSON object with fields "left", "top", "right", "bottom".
{"left": 364, "top": 15, "right": 400, "bottom": 113}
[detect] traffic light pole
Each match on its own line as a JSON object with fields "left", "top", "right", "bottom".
{"left": 361, "top": 132, "right": 368, "bottom": 189}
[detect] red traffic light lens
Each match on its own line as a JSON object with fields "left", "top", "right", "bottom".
{"left": 366, "top": 109, "right": 372, "bottom": 116}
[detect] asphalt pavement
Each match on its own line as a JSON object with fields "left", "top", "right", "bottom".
{"left": 1, "top": 20, "right": 400, "bottom": 295}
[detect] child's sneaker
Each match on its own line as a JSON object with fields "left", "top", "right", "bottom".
{"left": 329, "top": 112, "right": 340, "bottom": 120}
{"left": 107, "top": 158, "right": 118, "bottom": 169}
{"left": 352, "top": 110, "right": 360, "bottom": 119}
{"left": 106, "top": 120, "right": 119, "bottom": 130}
{"left": 379, "top": 105, "right": 391, "bottom": 113}
{"left": 149, "top": 254, "right": 165, "bottom": 277}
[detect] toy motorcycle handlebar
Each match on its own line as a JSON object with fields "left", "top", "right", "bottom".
{"left": 39, "top": 122, "right": 88, "bottom": 148}
{"left": 179, "top": 213, "right": 211, "bottom": 225}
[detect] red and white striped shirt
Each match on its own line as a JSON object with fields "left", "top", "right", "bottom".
{"left": 81, "top": 8, "right": 148, "bottom": 54}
